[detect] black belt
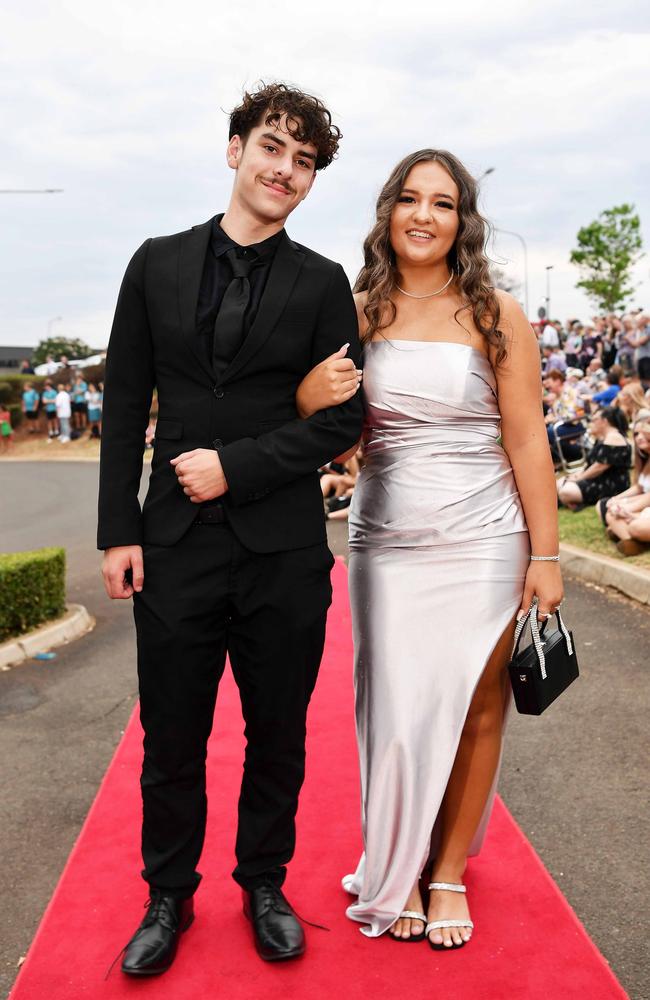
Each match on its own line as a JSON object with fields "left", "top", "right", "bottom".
{"left": 194, "top": 502, "right": 227, "bottom": 524}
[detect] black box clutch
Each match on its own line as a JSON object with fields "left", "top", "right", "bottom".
{"left": 508, "top": 602, "right": 579, "bottom": 716}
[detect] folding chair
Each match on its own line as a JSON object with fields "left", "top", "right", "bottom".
{"left": 549, "top": 421, "right": 589, "bottom": 474}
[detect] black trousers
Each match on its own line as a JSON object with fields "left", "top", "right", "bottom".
{"left": 132, "top": 519, "right": 333, "bottom": 898}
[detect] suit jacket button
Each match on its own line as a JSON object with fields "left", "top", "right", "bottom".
{"left": 214, "top": 387, "right": 225, "bottom": 399}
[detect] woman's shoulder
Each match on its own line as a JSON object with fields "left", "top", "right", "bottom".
{"left": 601, "top": 431, "right": 630, "bottom": 449}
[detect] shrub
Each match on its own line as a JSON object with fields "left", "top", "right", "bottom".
{"left": 7, "top": 404, "right": 23, "bottom": 428}
{"left": 0, "top": 382, "right": 12, "bottom": 404}
{"left": 0, "top": 548, "right": 66, "bottom": 641}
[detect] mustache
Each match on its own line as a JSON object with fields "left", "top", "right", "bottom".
{"left": 260, "top": 177, "right": 295, "bottom": 195}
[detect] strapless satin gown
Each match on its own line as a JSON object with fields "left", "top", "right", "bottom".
{"left": 342, "top": 340, "right": 530, "bottom": 937}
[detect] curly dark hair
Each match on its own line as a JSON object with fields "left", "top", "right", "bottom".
{"left": 228, "top": 81, "right": 341, "bottom": 171}
{"left": 355, "top": 149, "right": 507, "bottom": 364}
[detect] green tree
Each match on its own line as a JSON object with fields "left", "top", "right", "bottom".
{"left": 570, "top": 204, "right": 643, "bottom": 312}
{"left": 31, "top": 337, "right": 95, "bottom": 365}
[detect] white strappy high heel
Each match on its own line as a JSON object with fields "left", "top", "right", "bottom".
{"left": 425, "top": 882, "right": 474, "bottom": 951}
{"left": 389, "top": 908, "right": 428, "bottom": 942}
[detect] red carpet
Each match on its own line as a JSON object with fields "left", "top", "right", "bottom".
{"left": 10, "top": 559, "right": 627, "bottom": 1000}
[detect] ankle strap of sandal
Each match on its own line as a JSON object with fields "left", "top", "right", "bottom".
{"left": 428, "top": 882, "right": 466, "bottom": 893}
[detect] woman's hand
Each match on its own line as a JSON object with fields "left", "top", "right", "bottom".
{"left": 518, "top": 562, "right": 564, "bottom": 622}
{"left": 296, "top": 344, "right": 362, "bottom": 419}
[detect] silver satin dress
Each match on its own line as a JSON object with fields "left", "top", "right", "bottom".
{"left": 342, "top": 340, "right": 530, "bottom": 937}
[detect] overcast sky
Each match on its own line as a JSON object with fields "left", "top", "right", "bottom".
{"left": 2, "top": 0, "right": 649, "bottom": 349}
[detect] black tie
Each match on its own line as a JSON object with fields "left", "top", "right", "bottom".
{"left": 212, "top": 248, "right": 257, "bottom": 375}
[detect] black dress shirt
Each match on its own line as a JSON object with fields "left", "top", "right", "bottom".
{"left": 195, "top": 213, "right": 284, "bottom": 374}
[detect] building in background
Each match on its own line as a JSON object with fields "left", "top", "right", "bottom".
{"left": 0, "top": 346, "right": 35, "bottom": 375}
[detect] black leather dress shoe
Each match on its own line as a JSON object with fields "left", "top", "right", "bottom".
{"left": 243, "top": 883, "right": 305, "bottom": 961}
{"left": 121, "top": 892, "right": 194, "bottom": 976}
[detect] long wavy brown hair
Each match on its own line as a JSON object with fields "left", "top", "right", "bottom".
{"left": 354, "top": 149, "right": 506, "bottom": 363}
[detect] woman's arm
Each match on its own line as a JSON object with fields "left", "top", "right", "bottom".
{"left": 295, "top": 345, "right": 362, "bottom": 419}
{"left": 566, "top": 461, "right": 610, "bottom": 481}
{"left": 608, "top": 484, "right": 641, "bottom": 503}
{"left": 296, "top": 292, "right": 367, "bottom": 419}
{"left": 494, "top": 292, "right": 563, "bottom": 615}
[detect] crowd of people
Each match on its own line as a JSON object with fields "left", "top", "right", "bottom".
{"left": 319, "top": 310, "right": 650, "bottom": 558}
{"left": 14, "top": 372, "right": 103, "bottom": 446}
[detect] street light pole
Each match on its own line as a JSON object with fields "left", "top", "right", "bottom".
{"left": 545, "top": 265, "right": 554, "bottom": 320}
{"left": 494, "top": 228, "right": 530, "bottom": 320}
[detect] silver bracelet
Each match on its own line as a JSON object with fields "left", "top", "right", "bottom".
{"left": 530, "top": 555, "right": 560, "bottom": 562}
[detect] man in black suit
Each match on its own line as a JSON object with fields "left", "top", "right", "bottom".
{"left": 98, "top": 82, "right": 362, "bottom": 974}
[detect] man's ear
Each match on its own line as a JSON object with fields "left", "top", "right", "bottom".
{"left": 226, "top": 135, "right": 242, "bottom": 170}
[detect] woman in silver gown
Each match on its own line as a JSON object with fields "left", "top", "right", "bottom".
{"left": 296, "top": 149, "right": 563, "bottom": 949}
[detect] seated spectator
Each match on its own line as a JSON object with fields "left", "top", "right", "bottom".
{"left": 600, "top": 414, "right": 650, "bottom": 556}
{"left": 321, "top": 449, "right": 362, "bottom": 520}
{"left": 591, "top": 366, "right": 622, "bottom": 406}
{"left": 541, "top": 344, "right": 567, "bottom": 373}
{"left": 544, "top": 368, "right": 586, "bottom": 463}
{"left": 557, "top": 408, "right": 631, "bottom": 509}
{"left": 579, "top": 357, "right": 605, "bottom": 392}
{"left": 616, "top": 380, "right": 648, "bottom": 423}
{"left": 145, "top": 419, "right": 156, "bottom": 449}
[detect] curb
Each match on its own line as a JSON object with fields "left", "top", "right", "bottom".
{"left": 0, "top": 604, "right": 95, "bottom": 670}
{"left": 560, "top": 543, "right": 650, "bottom": 607}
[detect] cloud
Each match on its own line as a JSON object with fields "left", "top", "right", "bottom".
{"left": 1, "top": 0, "right": 649, "bottom": 346}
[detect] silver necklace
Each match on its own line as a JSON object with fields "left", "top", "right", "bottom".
{"left": 396, "top": 271, "right": 454, "bottom": 299}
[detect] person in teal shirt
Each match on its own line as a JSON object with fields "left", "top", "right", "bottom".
{"left": 41, "top": 381, "right": 59, "bottom": 439}
{"left": 71, "top": 375, "right": 88, "bottom": 431}
{"left": 22, "top": 383, "right": 40, "bottom": 434}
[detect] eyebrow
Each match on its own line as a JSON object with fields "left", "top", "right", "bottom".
{"left": 260, "top": 132, "right": 317, "bottom": 162}
{"left": 401, "top": 187, "right": 456, "bottom": 202}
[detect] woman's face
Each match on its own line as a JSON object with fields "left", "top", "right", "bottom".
{"left": 389, "top": 160, "right": 460, "bottom": 271}
{"left": 635, "top": 427, "right": 650, "bottom": 452}
{"left": 590, "top": 413, "right": 607, "bottom": 438}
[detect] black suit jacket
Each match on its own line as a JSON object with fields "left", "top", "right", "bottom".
{"left": 97, "top": 219, "right": 363, "bottom": 553}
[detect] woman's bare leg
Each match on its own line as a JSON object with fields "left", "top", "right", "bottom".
{"left": 391, "top": 617, "right": 516, "bottom": 943}
{"left": 557, "top": 481, "right": 583, "bottom": 508}
{"left": 426, "top": 617, "right": 516, "bottom": 947}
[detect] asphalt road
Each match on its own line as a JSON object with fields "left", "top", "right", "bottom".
{"left": 1, "top": 463, "right": 648, "bottom": 1000}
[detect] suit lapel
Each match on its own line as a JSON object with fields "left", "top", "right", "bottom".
{"left": 178, "top": 220, "right": 214, "bottom": 382}
{"left": 222, "top": 231, "right": 306, "bottom": 384}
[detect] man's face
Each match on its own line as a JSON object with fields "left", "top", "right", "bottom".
{"left": 544, "top": 376, "right": 562, "bottom": 394}
{"left": 227, "top": 113, "right": 318, "bottom": 225}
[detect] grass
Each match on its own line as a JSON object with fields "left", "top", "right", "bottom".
{"left": 558, "top": 504, "right": 650, "bottom": 569}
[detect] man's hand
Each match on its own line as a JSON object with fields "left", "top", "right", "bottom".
{"left": 170, "top": 448, "right": 228, "bottom": 503}
{"left": 102, "top": 545, "right": 144, "bottom": 599}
